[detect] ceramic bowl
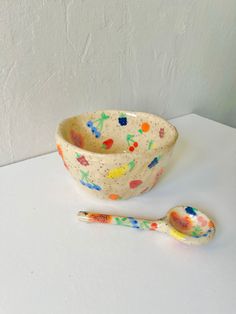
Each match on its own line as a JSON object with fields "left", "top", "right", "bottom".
{"left": 56, "top": 110, "right": 178, "bottom": 200}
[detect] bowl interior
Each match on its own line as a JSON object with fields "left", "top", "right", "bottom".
{"left": 59, "top": 111, "right": 177, "bottom": 154}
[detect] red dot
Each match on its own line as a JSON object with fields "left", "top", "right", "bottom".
{"left": 151, "top": 222, "right": 157, "bottom": 230}
{"left": 129, "top": 146, "right": 134, "bottom": 152}
{"left": 133, "top": 142, "right": 138, "bottom": 147}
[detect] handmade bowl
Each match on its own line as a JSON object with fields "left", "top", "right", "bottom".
{"left": 56, "top": 110, "right": 178, "bottom": 200}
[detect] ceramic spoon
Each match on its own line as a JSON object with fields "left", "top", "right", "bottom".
{"left": 78, "top": 206, "right": 215, "bottom": 245}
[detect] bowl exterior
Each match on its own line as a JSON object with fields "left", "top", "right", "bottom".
{"left": 56, "top": 111, "right": 178, "bottom": 200}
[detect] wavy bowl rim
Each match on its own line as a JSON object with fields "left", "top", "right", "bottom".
{"left": 56, "top": 110, "right": 178, "bottom": 158}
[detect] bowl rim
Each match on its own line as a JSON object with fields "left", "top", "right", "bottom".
{"left": 56, "top": 110, "right": 178, "bottom": 158}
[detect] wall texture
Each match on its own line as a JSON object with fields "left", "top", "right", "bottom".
{"left": 0, "top": 0, "right": 236, "bottom": 166}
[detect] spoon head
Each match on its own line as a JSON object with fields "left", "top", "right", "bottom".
{"left": 166, "top": 206, "right": 215, "bottom": 245}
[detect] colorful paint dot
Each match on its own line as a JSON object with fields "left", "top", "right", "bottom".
{"left": 128, "top": 217, "right": 139, "bottom": 228}
{"left": 185, "top": 207, "right": 197, "bottom": 216}
{"left": 57, "top": 144, "right": 69, "bottom": 170}
{"left": 159, "top": 128, "right": 164, "bottom": 138}
{"left": 91, "top": 126, "right": 97, "bottom": 133}
{"left": 89, "top": 214, "right": 112, "bottom": 224}
{"left": 94, "top": 185, "right": 102, "bottom": 191}
{"left": 95, "top": 130, "right": 101, "bottom": 138}
{"left": 57, "top": 144, "right": 63, "bottom": 157}
{"left": 141, "top": 122, "right": 150, "bottom": 132}
{"left": 102, "top": 139, "right": 114, "bottom": 150}
{"left": 70, "top": 129, "right": 84, "bottom": 148}
{"left": 148, "top": 140, "right": 154, "bottom": 150}
{"left": 107, "top": 161, "right": 135, "bottom": 179}
{"left": 150, "top": 222, "right": 158, "bottom": 230}
{"left": 129, "top": 180, "right": 143, "bottom": 189}
{"left": 170, "top": 229, "right": 186, "bottom": 240}
{"left": 148, "top": 157, "right": 159, "bottom": 168}
{"left": 118, "top": 113, "right": 127, "bottom": 126}
{"left": 208, "top": 220, "right": 215, "bottom": 228}
{"left": 109, "top": 194, "right": 121, "bottom": 200}
{"left": 76, "top": 153, "right": 89, "bottom": 166}
{"left": 197, "top": 216, "right": 208, "bottom": 227}
{"left": 170, "top": 211, "right": 192, "bottom": 231}
{"left": 87, "top": 121, "right": 93, "bottom": 127}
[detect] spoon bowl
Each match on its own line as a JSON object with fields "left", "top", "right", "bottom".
{"left": 166, "top": 206, "right": 215, "bottom": 245}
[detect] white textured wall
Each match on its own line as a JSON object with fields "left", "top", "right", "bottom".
{"left": 1, "top": 0, "right": 236, "bottom": 166}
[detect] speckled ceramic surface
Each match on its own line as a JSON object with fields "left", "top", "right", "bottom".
{"left": 78, "top": 206, "right": 216, "bottom": 245}
{"left": 56, "top": 110, "right": 178, "bottom": 200}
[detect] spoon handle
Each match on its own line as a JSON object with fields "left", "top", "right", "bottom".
{"left": 78, "top": 211, "right": 167, "bottom": 232}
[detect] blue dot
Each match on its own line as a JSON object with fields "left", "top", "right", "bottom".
{"left": 148, "top": 157, "right": 158, "bottom": 169}
{"left": 87, "top": 183, "right": 93, "bottom": 189}
{"left": 95, "top": 131, "right": 101, "bottom": 138}
{"left": 185, "top": 206, "right": 197, "bottom": 216}
{"left": 91, "top": 126, "right": 97, "bottom": 133}
{"left": 87, "top": 121, "right": 93, "bottom": 127}
{"left": 94, "top": 185, "right": 101, "bottom": 191}
{"left": 80, "top": 180, "right": 86, "bottom": 185}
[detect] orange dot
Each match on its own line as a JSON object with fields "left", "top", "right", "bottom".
{"left": 109, "top": 194, "right": 120, "bottom": 200}
{"left": 57, "top": 144, "right": 63, "bottom": 157}
{"left": 141, "top": 122, "right": 150, "bottom": 132}
{"left": 208, "top": 220, "right": 215, "bottom": 228}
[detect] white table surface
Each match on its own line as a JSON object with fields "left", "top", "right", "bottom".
{"left": 0, "top": 114, "right": 236, "bottom": 314}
